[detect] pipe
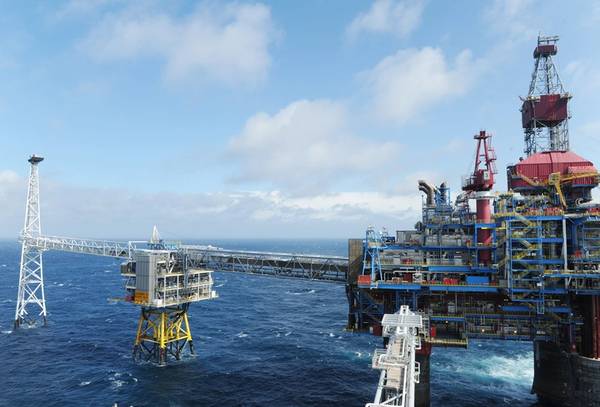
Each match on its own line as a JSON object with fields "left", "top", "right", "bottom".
{"left": 418, "top": 180, "right": 435, "bottom": 206}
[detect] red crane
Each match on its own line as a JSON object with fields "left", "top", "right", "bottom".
{"left": 462, "top": 130, "right": 497, "bottom": 265}
{"left": 462, "top": 130, "right": 497, "bottom": 193}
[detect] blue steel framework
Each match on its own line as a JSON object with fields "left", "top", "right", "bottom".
{"left": 347, "top": 176, "right": 600, "bottom": 406}
{"left": 350, "top": 187, "right": 600, "bottom": 342}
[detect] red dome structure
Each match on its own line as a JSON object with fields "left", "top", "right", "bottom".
{"left": 507, "top": 150, "right": 599, "bottom": 205}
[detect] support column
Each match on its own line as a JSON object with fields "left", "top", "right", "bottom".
{"left": 415, "top": 342, "right": 431, "bottom": 407}
{"left": 475, "top": 192, "right": 493, "bottom": 266}
{"left": 532, "top": 340, "right": 600, "bottom": 406}
{"left": 133, "top": 304, "right": 194, "bottom": 365}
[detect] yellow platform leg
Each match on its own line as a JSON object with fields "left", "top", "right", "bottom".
{"left": 132, "top": 303, "right": 194, "bottom": 365}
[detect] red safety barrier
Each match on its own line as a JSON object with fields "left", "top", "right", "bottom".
{"left": 357, "top": 275, "right": 371, "bottom": 285}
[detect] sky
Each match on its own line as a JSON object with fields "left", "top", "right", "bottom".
{"left": 1, "top": 0, "right": 600, "bottom": 240}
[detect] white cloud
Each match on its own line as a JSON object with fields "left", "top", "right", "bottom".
{"left": 0, "top": 170, "right": 421, "bottom": 239}
{"left": 0, "top": 170, "right": 24, "bottom": 234}
{"left": 0, "top": 170, "right": 19, "bottom": 184}
{"left": 484, "top": 0, "right": 537, "bottom": 40}
{"left": 565, "top": 60, "right": 600, "bottom": 91}
{"left": 571, "top": 120, "right": 600, "bottom": 162}
{"left": 579, "top": 120, "right": 600, "bottom": 136}
{"left": 80, "top": 2, "right": 276, "bottom": 85}
{"left": 228, "top": 99, "right": 400, "bottom": 191}
{"left": 575, "top": 121, "right": 600, "bottom": 146}
{"left": 363, "top": 47, "right": 478, "bottom": 124}
{"left": 253, "top": 191, "right": 420, "bottom": 222}
{"left": 346, "top": 0, "right": 425, "bottom": 39}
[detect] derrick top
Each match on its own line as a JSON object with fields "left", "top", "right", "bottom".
{"left": 534, "top": 35, "right": 559, "bottom": 58}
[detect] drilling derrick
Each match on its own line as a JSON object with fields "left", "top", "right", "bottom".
{"left": 462, "top": 130, "right": 497, "bottom": 265}
{"left": 510, "top": 35, "right": 599, "bottom": 208}
{"left": 15, "top": 155, "right": 47, "bottom": 328}
{"left": 521, "top": 35, "right": 571, "bottom": 155}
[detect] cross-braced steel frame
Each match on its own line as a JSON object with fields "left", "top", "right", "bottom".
{"left": 15, "top": 156, "right": 47, "bottom": 328}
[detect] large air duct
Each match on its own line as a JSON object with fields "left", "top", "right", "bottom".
{"left": 418, "top": 180, "right": 435, "bottom": 206}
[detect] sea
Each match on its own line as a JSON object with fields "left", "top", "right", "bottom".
{"left": 0, "top": 239, "right": 538, "bottom": 407}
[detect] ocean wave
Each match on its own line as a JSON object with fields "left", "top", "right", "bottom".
{"left": 108, "top": 372, "right": 137, "bottom": 390}
{"left": 436, "top": 349, "right": 534, "bottom": 387}
{"left": 485, "top": 353, "right": 534, "bottom": 382}
{"left": 111, "top": 380, "right": 125, "bottom": 389}
{"left": 79, "top": 381, "right": 91, "bottom": 386}
{"left": 2, "top": 330, "right": 12, "bottom": 334}
{"left": 286, "top": 289, "right": 316, "bottom": 295}
{"left": 236, "top": 331, "right": 249, "bottom": 338}
{"left": 274, "top": 330, "right": 293, "bottom": 338}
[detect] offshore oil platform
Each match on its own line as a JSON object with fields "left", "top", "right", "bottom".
{"left": 10, "top": 35, "right": 600, "bottom": 406}
{"left": 13, "top": 155, "right": 345, "bottom": 365}
{"left": 347, "top": 35, "right": 600, "bottom": 406}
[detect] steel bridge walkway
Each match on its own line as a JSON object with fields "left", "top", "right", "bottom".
{"left": 24, "top": 235, "right": 349, "bottom": 283}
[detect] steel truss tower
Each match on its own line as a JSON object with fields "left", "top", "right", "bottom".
{"left": 522, "top": 35, "right": 571, "bottom": 155}
{"left": 133, "top": 304, "right": 194, "bottom": 365}
{"left": 15, "top": 155, "right": 47, "bottom": 328}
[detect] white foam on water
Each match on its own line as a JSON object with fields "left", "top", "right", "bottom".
{"left": 484, "top": 353, "right": 534, "bottom": 383}
{"left": 438, "top": 350, "right": 534, "bottom": 386}
{"left": 111, "top": 380, "right": 125, "bottom": 389}
{"left": 286, "top": 289, "right": 316, "bottom": 295}
{"left": 79, "top": 381, "right": 91, "bottom": 386}
{"left": 2, "top": 330, "right": 12, "bottom": 334}
{"left": 107, "top": 372, "right": 136, "bottom": 389}
{"left": 236, "top": 331, "right": 249, "bottom": 338}
{"left": 284, "top": 331, "right": 292, "bottom": 336}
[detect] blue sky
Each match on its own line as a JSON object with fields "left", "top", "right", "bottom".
{"left": 1, "top": 0, "right": 600, "bottom": 239}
